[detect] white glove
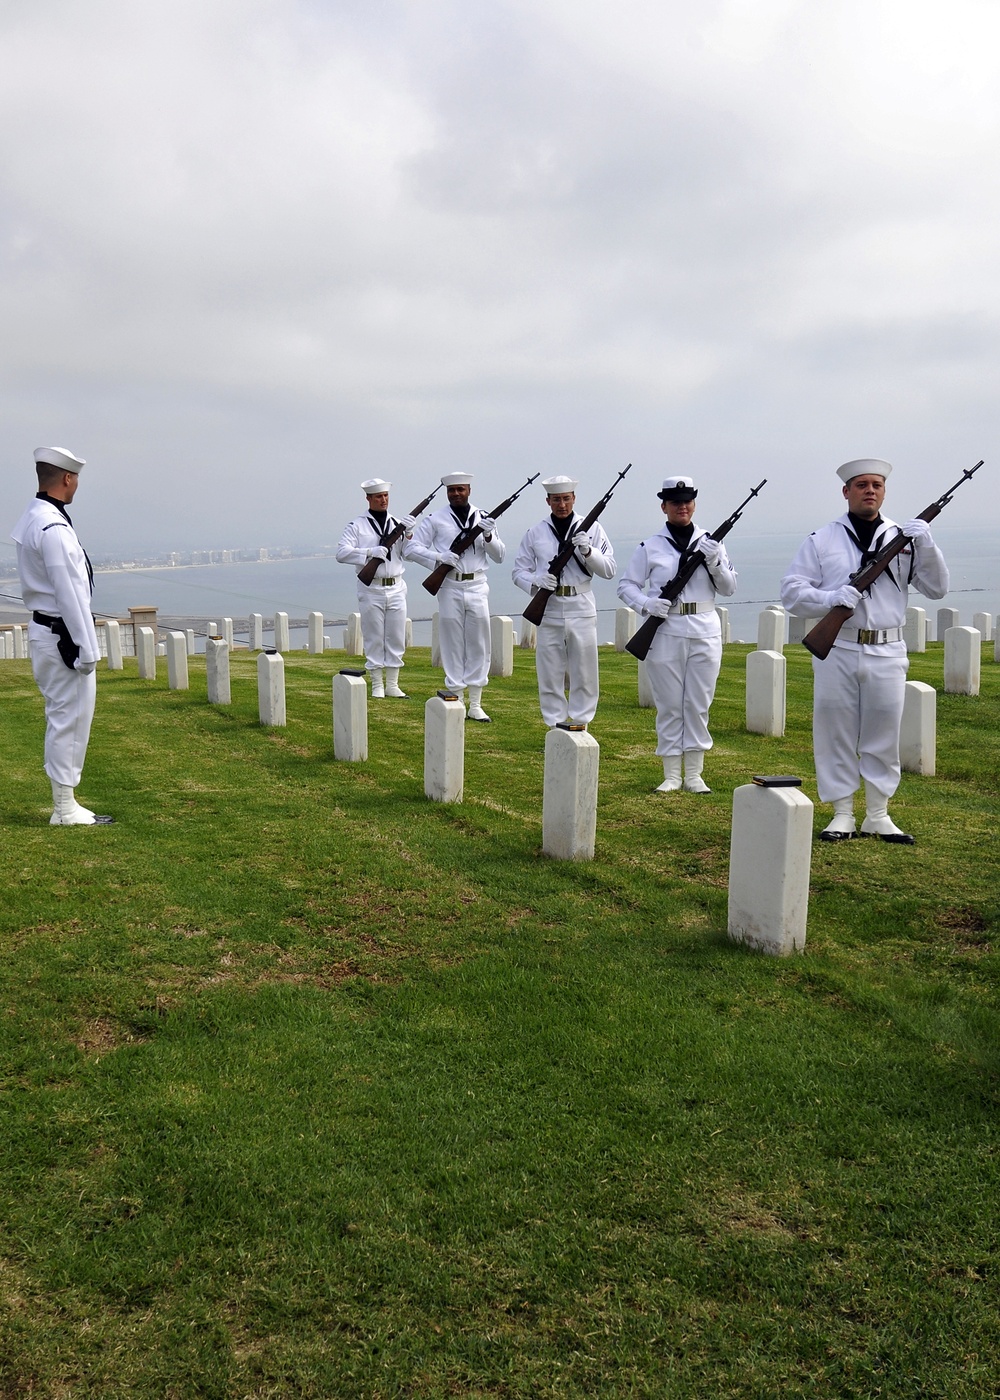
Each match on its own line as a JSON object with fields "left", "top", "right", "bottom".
{"left": 832, "top": 585, "right": 861, "bottom": 610}
{"left": 571, "top": 530, "right": 592, "bottom": 555}
{"left": 478, "top": 515, "right": 497, "bottom": 535}
{"left": 400, "top": 514, "right": 416, "bottom": 532}
{"left": 644, "top": 596, "right": 674, "bottom": 620}
{"left": 536, "top": 572, "right": 559, "bottom": 592}
{"left": 695, "top": 535, "right": 724, "bottom": 565}
{"left": 366, "top": 546, "right": 389, "bottom": 562}
{"left": 75, "top": 658, "right": 97, "bottom": 674}
{"left": 902, "top": 518, "right": 932, "bottom": 545}
{"left": 438, "top": 551, "right": 461, "bottom": 570}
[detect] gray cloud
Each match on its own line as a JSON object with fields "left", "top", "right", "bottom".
{"left": 1, "top": 0, "right": 996, "bottom": 555}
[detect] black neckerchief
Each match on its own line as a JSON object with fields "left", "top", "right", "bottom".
{"left": 546, "top": 513, "right": 591, "bottom": 579}
{"left": 450, "top": 503, "right": 472, "bottom": 531}
{"left": 367, "top": 509, "right": 395, "bottom": 548}
{"left": 36, "top": 490, "right": 94, "bottom": 595}
{"left": 842, "top": 512, "right": 900, "bottom": 591}
{"left": 662, "top": 520, "right": 710, "bottom": 582}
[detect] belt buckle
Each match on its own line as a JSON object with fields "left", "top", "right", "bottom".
{"left": 677, "top": 601, "right": 695, "bottom": 615}
{"left": 857, "top": 628, "right": 877, "bottom": 644}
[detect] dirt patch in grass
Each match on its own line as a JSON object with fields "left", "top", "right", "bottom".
{"left": 935, "top": 907, "right": 991, "bottom": 937}
{"left": 74, "top": 1017, "right": 151, "bottom": 1057}
{"left": 719, "top": 1193, "right": 801, "bottom": 1241}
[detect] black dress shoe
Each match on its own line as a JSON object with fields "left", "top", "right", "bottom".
{"left": 817, "top": 829, "right": 855, "bottom": 842}
{"left": 859, "top": 830, "right": 914, "bottom": 845}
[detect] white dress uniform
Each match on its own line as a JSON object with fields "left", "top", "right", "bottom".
{"left": 617, "top": 525, "right": 737, "bottom": 757}
{"left": 11, "top": 493, "right": 100, "bottom": 789}
{"left": 336, "top": 512, "right": 408, "bottom": 672}
{"left": 512, "top": 515, "right": 616, "bottom": 725}
{"left": 781, "top": 512, "right": 948, "bottom": 804}
{"left": 406, "top": 505, "right": 505, "bottom": 692}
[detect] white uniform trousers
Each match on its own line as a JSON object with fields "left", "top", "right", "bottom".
{"left": 812, "top": 644, "right": 908, "bottom": 803}
{"left": 535, "top": 598, "right": 599, "bottom": 726}
{"left": 358, "top": 582, "right": 407, "bottom": 670}
{"left": 437, "top": 576, "right": 491, "bottom": 690}
{"left": 28, "top": 623, "right": 97, "bottom": 788}
{"left": 645, "top": 631, "right": 722, "bottom": 757}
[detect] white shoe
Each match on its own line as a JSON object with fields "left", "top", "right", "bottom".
{"left": 369, "top": 668, "right": 385, "bottom": 699}
{"left": 655, "top": 756, "right": 682, "bottom": 793}
{"left": 860, "top": 783, "right": 914, "bottom": 844}
{"left": 49, "top": 781, "right": 111, "bottom": 826}
{"left": 682, "top": 750, "right": 711, "bottom": 794}
{"left": 467, "top": 686, "right": 490, "bottom": 722}
{"left": 384, "top": 668, "right": 408, "bottom": 698}
{"left": 819, "top": 797, "right": 856, "bottom": 842}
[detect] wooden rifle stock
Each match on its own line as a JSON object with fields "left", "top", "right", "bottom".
{"left": 521, "top": 464, "right": 632, "bottom": 627}
{"left": 422, "top": 472, "right": 540, "bottom": 596}
{"left": 357, "top": 484, "right": 441, "bottom": 586}
{"left": 802, "top": 459, "right": 984, "bottom": 660}
{"left": 625, "top": 480, "right": 767, "bottom": 662}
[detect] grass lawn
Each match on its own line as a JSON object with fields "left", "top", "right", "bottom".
{"left": 0, "top": 639, "right": 998, "bottom": 1398}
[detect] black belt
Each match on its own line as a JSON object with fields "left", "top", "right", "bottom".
{"left": 32, "top": 611, "right": 80, "bottom": 670}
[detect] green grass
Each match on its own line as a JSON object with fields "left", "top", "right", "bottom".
{"left": 1, "top": 641, "right": 998, "bottom": 1398}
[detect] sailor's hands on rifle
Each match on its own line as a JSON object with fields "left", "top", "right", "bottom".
{"left": 695, "top": 536, "right": 724, "bottom": 564}
{"left": 438, "top": 550, "right": 461, "bottom": 570}
{"left": 571, "top": 530, "right": 592, "bottom": 556}
{"left": 644, "top": 597, "right": 674, "bottom": 619}
{"left": 366, "top": 545, "right": 389, "bottom": 562}
{"left": 400, "top": 514, "right": 416, "bottom": 533}
{"left": 902, "top": 518, "right": 933, "bottom": 545}
{"left": 832, "top": 585, "right": 862, "bottom": 610}
{"left": 478, "top": 514, "right": 497, "bottom": 537}
{"left": 536, "top": 571, "right": 559, "bottom": 592}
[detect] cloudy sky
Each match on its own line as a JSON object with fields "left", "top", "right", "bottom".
{"left": 1, "top": 0, "right": 997, "bottom": 555}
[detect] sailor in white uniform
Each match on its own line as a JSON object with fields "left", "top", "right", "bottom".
{"left": 11, "top": 447, "right": 112, "bottom": 825}
{"left": 617, "top": 476, "right": 737, "bottom": 793}
{"left": 405, "top": 473, "right": 504, "bottom": 721}
{"left": 512, "top": 475, "right": 616, "bottom": 728}
{"left": 336, "top": 479, "right": 413, "bottom": 698}
{"left": 781, "top": 458, "right": 949, "bottom": 843}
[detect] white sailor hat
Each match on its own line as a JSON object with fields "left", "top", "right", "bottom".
{"left": 361, "top": 478, "right": 391, "bottom": 494}
{"left": 34, "top": 446, "right": 86, "bottom": 474}
{"left": 441, "top": 472, "right": 473, "bottom": 487}
{"left": 542, "top": 475, "right": 578, "bottom": 494}
{"left": 837, "top": 458, "right": 892, "bottom": 484}
{"left": 658, "top": 475, "right": 697, "bottom": 502}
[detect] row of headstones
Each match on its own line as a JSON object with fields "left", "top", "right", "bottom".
{"left": 259, "top": 658, "right": 825, "bottom": 960}
{"left": 0, "top": 625, "right": 28, "bottom": 659}
{"left": 754, "top": 604, "right": 997, "bottom": 654}
{"left": 66, "top": 619, "right": 960, "bottom": 962}
{"left": 744, "top": 609, "right": 992, "bottom": 757}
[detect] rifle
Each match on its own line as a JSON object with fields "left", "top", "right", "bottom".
{"left": 802, "top": 459, "right": 983, "bottom": 660}
{"left": 625, "top": 480, "right": 767, "bottom": 661}
{"left": 521, "top": 464, "right": 632, "bottom": 627}
{"left": 421, "top": 473, "right": 541, "bottom": 596}
{"left": 357, "top": 483, "right": 441, "bottom": 586}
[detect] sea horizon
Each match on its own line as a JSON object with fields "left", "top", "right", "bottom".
{"left": 2, "top": 524, "right": 996, "bottom": 648}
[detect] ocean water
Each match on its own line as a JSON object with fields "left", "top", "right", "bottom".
{"left": 60, "top": 523, "right": 998, "bottom": 650}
